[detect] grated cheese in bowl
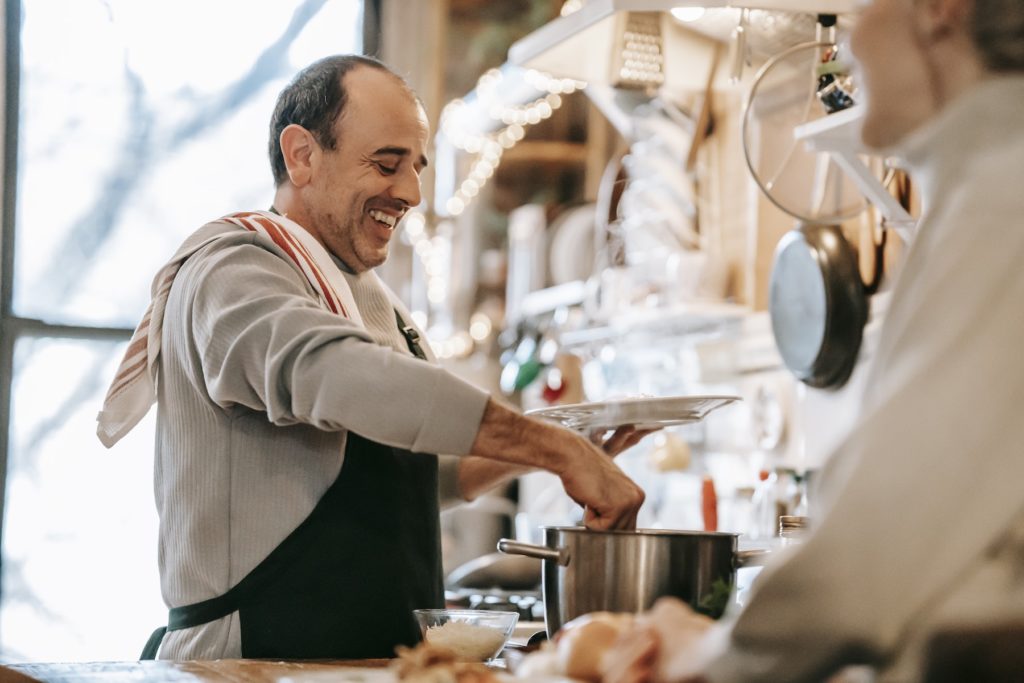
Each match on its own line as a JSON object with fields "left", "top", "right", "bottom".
{"left": 413, "top": 609, "right": 519, "bottom": 662}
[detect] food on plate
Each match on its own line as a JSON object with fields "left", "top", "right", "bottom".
{"left": 557, "top": 612, "right": 636, "bottom": 682}
{"left": 610, "top": 598, "right": 716, "bottom": 683}
{"left": 511, "top": 647, "right": 561, "bottom": 679}
{"left": 514, "top": 611, "right": 636, "bottom": 682}
{"left": 393, "top": 642, "right": 503, "bottom": 683}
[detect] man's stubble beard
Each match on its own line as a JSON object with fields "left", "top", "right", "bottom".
{"left": 318, "top": 206, "right": 389, "bottom": 272}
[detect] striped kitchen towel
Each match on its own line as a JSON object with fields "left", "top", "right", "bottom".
{"left": 96, "top": 210, "right": 362, "bottom": 448}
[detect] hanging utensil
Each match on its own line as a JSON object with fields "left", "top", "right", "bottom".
{"left": 728, "top": 9, "right": 750, "bottom": 84}
{"left": 768, "top": 174, "right": 907, "bottom": 388}
{"left": 769, "top": 223, "right": 867, "bottom": 389}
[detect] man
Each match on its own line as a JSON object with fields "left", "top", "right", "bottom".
{"left": 97, "top": 55, "right": 645, "bottom": 661}
{"left": 601, "top": 0, "right": 1024, "bottom": 681}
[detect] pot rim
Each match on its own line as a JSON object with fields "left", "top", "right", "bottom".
{"left": 542, "top": 526, "right": 739, "bottom": 539}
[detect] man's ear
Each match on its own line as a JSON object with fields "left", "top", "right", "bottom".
{"left": 279, "top": 124, "right": 318, "bottom": 187}
{"left": 917, "top": 0, "right": 972, "bottom": 41}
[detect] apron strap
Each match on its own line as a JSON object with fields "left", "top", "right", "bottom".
{"left": 167, "top": 589, "right": 242, "bottom": 630}
{"left": 140, "top": 626, "right": 168, "bottom": 660}
{"left": 140, "top": 581, "right": 246, "bottom": 659}
{"left": 394, "top": 309, "right": 428, "bottom": 360}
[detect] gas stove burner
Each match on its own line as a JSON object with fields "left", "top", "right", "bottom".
{"left": 445, "top": 588, "right": 543, "bottom": 621}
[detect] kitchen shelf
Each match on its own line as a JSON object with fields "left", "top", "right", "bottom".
{"left": 498, "top": 140, "right": 589, "bottom": 167}
{"left": 508, "top": 0, "right": 860, "bottom": 88}
{"left": 793, "top": 106, "right": 916, "bottom": 242}
{"left": 559, "top": 301, "right": 749, "bottom": 349}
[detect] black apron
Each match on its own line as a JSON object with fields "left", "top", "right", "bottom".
{"left": 142, "top": 311, "right": 442, "bottom": 660}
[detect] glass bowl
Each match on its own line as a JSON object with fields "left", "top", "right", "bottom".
{"left": 413, "top": 608, "right": 519, "bottom": 661}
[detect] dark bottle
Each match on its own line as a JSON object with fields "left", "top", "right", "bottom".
{"left": 815, "top": 14, "right": 855, "bottom": 114}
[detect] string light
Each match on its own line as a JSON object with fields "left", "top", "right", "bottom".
{"left": 670, "top": 7, "right": 706, "bottom": 22}
{"left": 469, "top": 312, "right": 493, "bottom": 342}
{"left": 438, "top": 68, "right": 586, "bottom": 217}
{"left": 406, "top": 66, "right": 585, "bottom": 358}
{"left": 401, "top": 214, "right": 473, "bottom": 359}
{"left": 560, "top": 0, "right": 584, "bottom": 15}
{"left": 401, "top": 211, "right": 450, "bottom": 332}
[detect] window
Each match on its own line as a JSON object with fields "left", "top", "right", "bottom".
{"left": 1, "top": 0, "right": 363, "bottom": 662}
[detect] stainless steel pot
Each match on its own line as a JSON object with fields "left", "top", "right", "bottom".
{"left": 498, "top": 526, "right": 765, "bottom": 636}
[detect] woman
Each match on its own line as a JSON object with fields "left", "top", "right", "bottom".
{"left": 601, "top": 0, "right": 1024, "bottom": 681}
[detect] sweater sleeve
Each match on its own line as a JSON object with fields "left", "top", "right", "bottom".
{"left": 176, "top": 231, "right": 489, "bottom": 456}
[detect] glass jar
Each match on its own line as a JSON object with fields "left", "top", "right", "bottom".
{"left": 778, "top": 515, "right": 810, "bottom": 546}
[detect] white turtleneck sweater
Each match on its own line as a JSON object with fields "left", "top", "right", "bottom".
{"left": 153, "top": 220, "right": 489, "bottom": 659}
{"left": 701, "top": 77, "right": 1024, "bottom": 682}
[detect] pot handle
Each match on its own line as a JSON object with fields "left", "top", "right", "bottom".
{"left": 497, "top": 539, "right": 570, "bottom": 566}
{"left": 735, "top": 548, "right": 770, "bottom": 568}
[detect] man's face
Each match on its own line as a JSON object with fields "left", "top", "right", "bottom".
{"left": 850, "top": 0, "right": 938, "bottom": 149}
{"left": 305, "top": 67, "right": 429, "bottom": 272}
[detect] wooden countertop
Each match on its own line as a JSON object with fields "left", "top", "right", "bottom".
{"left": 0, "top": 659, "right": 394, "bottom": 682}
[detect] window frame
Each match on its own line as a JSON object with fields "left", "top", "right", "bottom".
{"left": 0, "top": 0, "right": 382, "bottom": 337}
{"left": 0, "top": 0, "right": 137, "bottom": 609}
{"left": 0, "top": 0, "right": 378, "bottom": 616}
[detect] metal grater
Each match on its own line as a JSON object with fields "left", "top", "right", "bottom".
{"left": 611, "top": 12, "right": 665, "bottom": 90}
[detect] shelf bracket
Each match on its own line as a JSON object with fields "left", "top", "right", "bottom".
{"left": 794, "top": 106, "right": 916, "bottom": 244}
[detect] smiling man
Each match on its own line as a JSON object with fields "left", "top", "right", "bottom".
{"left": 98, "top": 55, "right": 646, "bottom": 661}
{"left": 271, "top": 62, "right": 429, "bottom": 273}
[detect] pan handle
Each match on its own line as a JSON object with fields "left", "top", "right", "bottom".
{"left": 735, "top": 548, "right": 770, "bottom": 568}
{"left": 497, "top": 539, "right": 570, "bottom": 566}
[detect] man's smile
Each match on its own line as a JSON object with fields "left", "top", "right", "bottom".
{"left": 368, "top": 208, "right": 398, "bottom": 228}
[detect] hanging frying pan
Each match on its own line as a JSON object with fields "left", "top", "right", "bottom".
{"left": 769, "top": 223, "right": 873, "bottom": 389}
{"left": 769, "top": 170, "right": 908, "bottom": 389}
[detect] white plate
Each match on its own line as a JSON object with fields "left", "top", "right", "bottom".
{"left": 527, "top": 395, "right": 740, "bottom": 431}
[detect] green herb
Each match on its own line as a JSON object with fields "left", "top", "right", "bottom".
{"left": 696, "top": 578, "right": 734, "bottom": 619}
